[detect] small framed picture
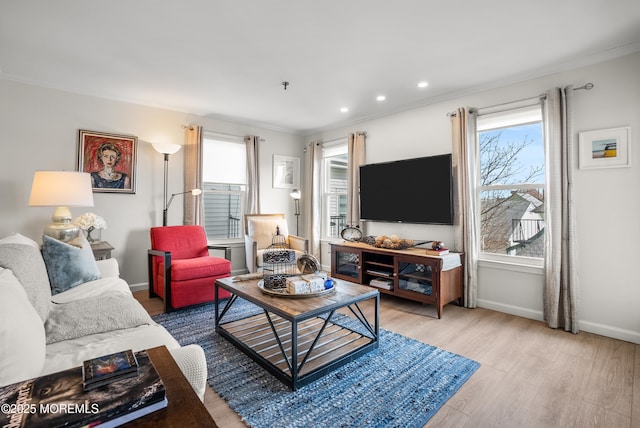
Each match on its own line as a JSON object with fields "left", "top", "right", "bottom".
{"left": 578, "top": 127, "right": 631, "bottom": 169}
{"left": 78, "top": 130, "right": 138, "bottom": 193}
{"left": 273, "top": 155, "right": 300, "bottom": 189}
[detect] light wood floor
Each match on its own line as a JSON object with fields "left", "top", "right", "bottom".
{"left": 134, "top": 291, "right": 639, "bottom": 428}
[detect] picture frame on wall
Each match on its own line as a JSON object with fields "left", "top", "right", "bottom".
{"left": 578, "top": 127, "right": 631, "bottom": 170}
{"left": 78, "top": 129, "right": 138, "bottom": 193}
{"left": 272, "top": 155, "right": 300, "bottom": 189}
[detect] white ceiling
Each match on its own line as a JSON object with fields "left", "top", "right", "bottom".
{"left": 2, "top": 1, "right": 640, "bottom": 135}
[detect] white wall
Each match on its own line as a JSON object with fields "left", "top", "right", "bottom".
{"left": 0, "top": 79, "right": 304, "bottom": 287}
{"left": 310, "top": 52, "right": 640, "bottom": 344}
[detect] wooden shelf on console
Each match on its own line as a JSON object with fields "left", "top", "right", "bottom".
{"left": 330, "top": 241, "right": 464, "bottom": 318}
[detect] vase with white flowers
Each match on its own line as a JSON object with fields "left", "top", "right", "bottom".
{"left": 74, "top": 212, "right": 107, "bottom": 243}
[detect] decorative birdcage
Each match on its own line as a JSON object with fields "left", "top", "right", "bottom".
{"left": 262, "top": 226, "right": 298, "bottom": 291}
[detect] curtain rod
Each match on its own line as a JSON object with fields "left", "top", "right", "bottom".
{"left": 447, "top": 82, "right": 594, "bottom": 117}
{"left": 182, "top": 125, "right": 265, "bottom": 142}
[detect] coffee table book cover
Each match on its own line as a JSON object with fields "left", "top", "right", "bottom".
{"left": 0, "top": 350, "right": 166, "bottom": 428}
{"left": 83, "top": 349, "right": 139, "bottom": 390}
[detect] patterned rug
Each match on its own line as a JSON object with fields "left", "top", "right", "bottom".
{"left": 153, "top": 298, "right": 480, "bottom": 428}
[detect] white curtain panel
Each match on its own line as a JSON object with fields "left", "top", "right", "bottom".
{"left": 245, "top": 136, "right": 261, "bottom": 215}
{"left": 543, "top": 87, "right": 579, "bottom": 333}
{"left": 347, "top": 132, "right": 366, "bottom": 227}
{"left": 451, "top": 108, "right": 479, "bottom": 308}
{"left": 183, "top": 125, "right": 204, "bottom": 225}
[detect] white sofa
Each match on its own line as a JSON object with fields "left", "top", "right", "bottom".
{"left": 0, "top": 234, "right": 207, "bottom": 400}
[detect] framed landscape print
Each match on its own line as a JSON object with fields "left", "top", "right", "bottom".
{"left": 78, "top": 130, "right": 138, "bottom": 193}
{"left": 578, "top": 127, "right": 631, "bottom": 170}
{"left": 273, "top": 155, "right": 300, "bottom": 189}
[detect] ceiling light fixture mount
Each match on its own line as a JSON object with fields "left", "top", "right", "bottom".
{"left": 281, "top": 81, "right": 290, "bottom": 90}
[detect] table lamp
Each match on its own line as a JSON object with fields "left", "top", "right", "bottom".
{"left": 28, "top": 171, "right": 95, "bottom": 242}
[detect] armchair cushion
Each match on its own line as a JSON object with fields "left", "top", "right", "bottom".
{"left": 159, "top": 256, "right": 230, "bottom": 282}
{"left": 247, "top": 217, "right": 290, "bottom": 249}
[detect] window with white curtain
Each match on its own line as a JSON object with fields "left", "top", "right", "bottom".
{"left": 476, "top": 105, "right": 545, "bottom": 265}
{"left": 202, "top": 135, "right": 246, "bottom": 241}
{"left": 322, "top": 143, "right": 348, "bottom": 239}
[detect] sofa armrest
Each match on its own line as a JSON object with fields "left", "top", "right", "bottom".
{"left": 96, "top": 258, "right": 120, "bottom": 278}
{"left": 147, "top": 249, "right": 173, "bottom": 313}
{"left": 288, "top": 235, "right": 309, "bottom": 253}
{"left": 244, "top": 235, "right": 258, "bottom": 273}
{"left": 168, "top": 345, "right": 207, "bottom": 402}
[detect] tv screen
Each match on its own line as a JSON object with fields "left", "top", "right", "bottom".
{"left": 359, "top": 154, "right": 454, "bottom": 225}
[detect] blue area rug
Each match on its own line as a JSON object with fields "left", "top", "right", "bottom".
{"left": 153, "top": 298, "right": 480, "bottom": 428}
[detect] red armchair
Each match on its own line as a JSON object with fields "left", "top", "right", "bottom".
{"left": 148, "top": 225, "right": 231, "bottom": 312}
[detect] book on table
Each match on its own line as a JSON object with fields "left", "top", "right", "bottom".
{"left": 83, "top": 349, "right": 139, "bottom": 391}
{"left": 424, "top": 248, "right": 450, "bottom": 256}
{"left": 0, "top": 350, "right": 166, "bottom": 428}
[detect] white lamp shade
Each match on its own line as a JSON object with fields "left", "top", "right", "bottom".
{"left": 152, "top": 143, "right": 182, "bottom": 155}
{"left": 290, "top": 188, "right": 301, "bottom": 199}
{"left": 28, "top": 171, "right": 94, "bottom": 207}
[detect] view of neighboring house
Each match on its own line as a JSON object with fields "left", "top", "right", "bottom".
{"left": 481, "top": 189, "right": 544, "bottom": 258}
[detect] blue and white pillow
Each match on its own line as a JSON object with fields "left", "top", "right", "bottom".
{"left": 41, "top": 234, "right": 101, "bottom": 295}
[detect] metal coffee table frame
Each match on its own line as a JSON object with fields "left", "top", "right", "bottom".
{"left": 215, "top": 277, "right": 379, "bottom": 390}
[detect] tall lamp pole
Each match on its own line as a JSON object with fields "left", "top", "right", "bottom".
{"left": 152, "top": 143, "right": 182, "bottom": 226}
{"left": 290, "top": 188, "right": 301, "bottom": 236}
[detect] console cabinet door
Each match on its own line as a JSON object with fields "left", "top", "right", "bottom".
{"left": 331, "top": 246, "right": 362, "bottom": 283}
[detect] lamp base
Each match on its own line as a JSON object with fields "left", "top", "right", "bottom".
{"left": 44, "top": 206, "right": 81, "bottom": 242}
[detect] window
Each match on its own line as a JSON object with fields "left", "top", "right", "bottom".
{"left": 322, "top": 143, "right": 348, "bottom": 239}
{"left": 476, "top": 105, "right": 545, "bottom": 264}
{"left": 202, "top": 136, "right": 246, "bottom": 241}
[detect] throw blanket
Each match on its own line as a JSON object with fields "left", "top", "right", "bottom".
{"left": 45, "top": 293, "right": 153, "bottom": 344}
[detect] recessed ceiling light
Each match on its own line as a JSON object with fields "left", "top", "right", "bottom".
{"left": 340, "top": 107, "right": 349, "bottom": 113}
{"left": 376, "top": 95, "right": 386, "bottom": 101}
{"left": 418, "top": 81, "right": 429, "bottom": 88}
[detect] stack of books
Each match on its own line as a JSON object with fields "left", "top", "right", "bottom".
{"left": 424, "top": 248, "right": 450, "bottom": 256}
{"left": 369, "top": 278, "right": 393, "bottom": 290}
{"left": 0, "top": 350, "right": 166, "bottom": 428}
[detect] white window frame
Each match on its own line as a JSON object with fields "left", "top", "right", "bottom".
{"left": 475, "top": 105, "right": 545, "bottom": 269}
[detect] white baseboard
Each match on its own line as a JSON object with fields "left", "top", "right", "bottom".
{"left": 476, "top": 298, "right": 544, "bottom": 321}
{"left": 129, "top": 282, "right": 147, "bottom": 292}
{"left": 477, "top": 299, "right": 640, "bottom": 344}
{"left": 579, "top": 321, "right": 640, "bottom": 344}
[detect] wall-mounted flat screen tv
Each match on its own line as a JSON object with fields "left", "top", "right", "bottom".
{"left": 359, "top": 154, "right": 454, "bottom": 225}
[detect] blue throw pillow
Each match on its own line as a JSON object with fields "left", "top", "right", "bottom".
{"left": 41, "top": 234, "right": 101, "bottom": 295}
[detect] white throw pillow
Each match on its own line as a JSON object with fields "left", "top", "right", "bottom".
{"left": 0, "top": 233, "right": 52, "bottom": 322}
{"left": 0, "top": 267, "right": 46, "bottom": 386}
{"left": 247, "top": 218, "right": 290, "bottom": 249}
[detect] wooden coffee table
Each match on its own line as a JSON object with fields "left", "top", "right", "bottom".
{"left": 215, "top": 277, "right": 379, "bottom": 390}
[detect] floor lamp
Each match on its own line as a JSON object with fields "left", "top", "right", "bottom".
{"left": 290, "top": 188, "right": 301, "bottom": 236}
{"left": 152, "top": 143, "right": 182, "bottom": 226}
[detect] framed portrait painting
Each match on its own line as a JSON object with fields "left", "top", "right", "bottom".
{"left": 578, "top": 127, "right": 631, "bottom": 170}
{"left": 78, "top": 130, "right": 138, "bottom": 193}
{"left": 273, "top": 155, "right": 300, "bottom": 189}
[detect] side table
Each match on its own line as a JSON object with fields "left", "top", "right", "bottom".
{"left": 90, "top": 241, "right": 114, "bottom": 260}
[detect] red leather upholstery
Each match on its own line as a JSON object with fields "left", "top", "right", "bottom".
{"left": 148, "top": 225, "right": 231, "bottom": 311}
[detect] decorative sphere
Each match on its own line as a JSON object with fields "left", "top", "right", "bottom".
{"left": 324, "top": 278, "right": 334, "bottom": 289}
